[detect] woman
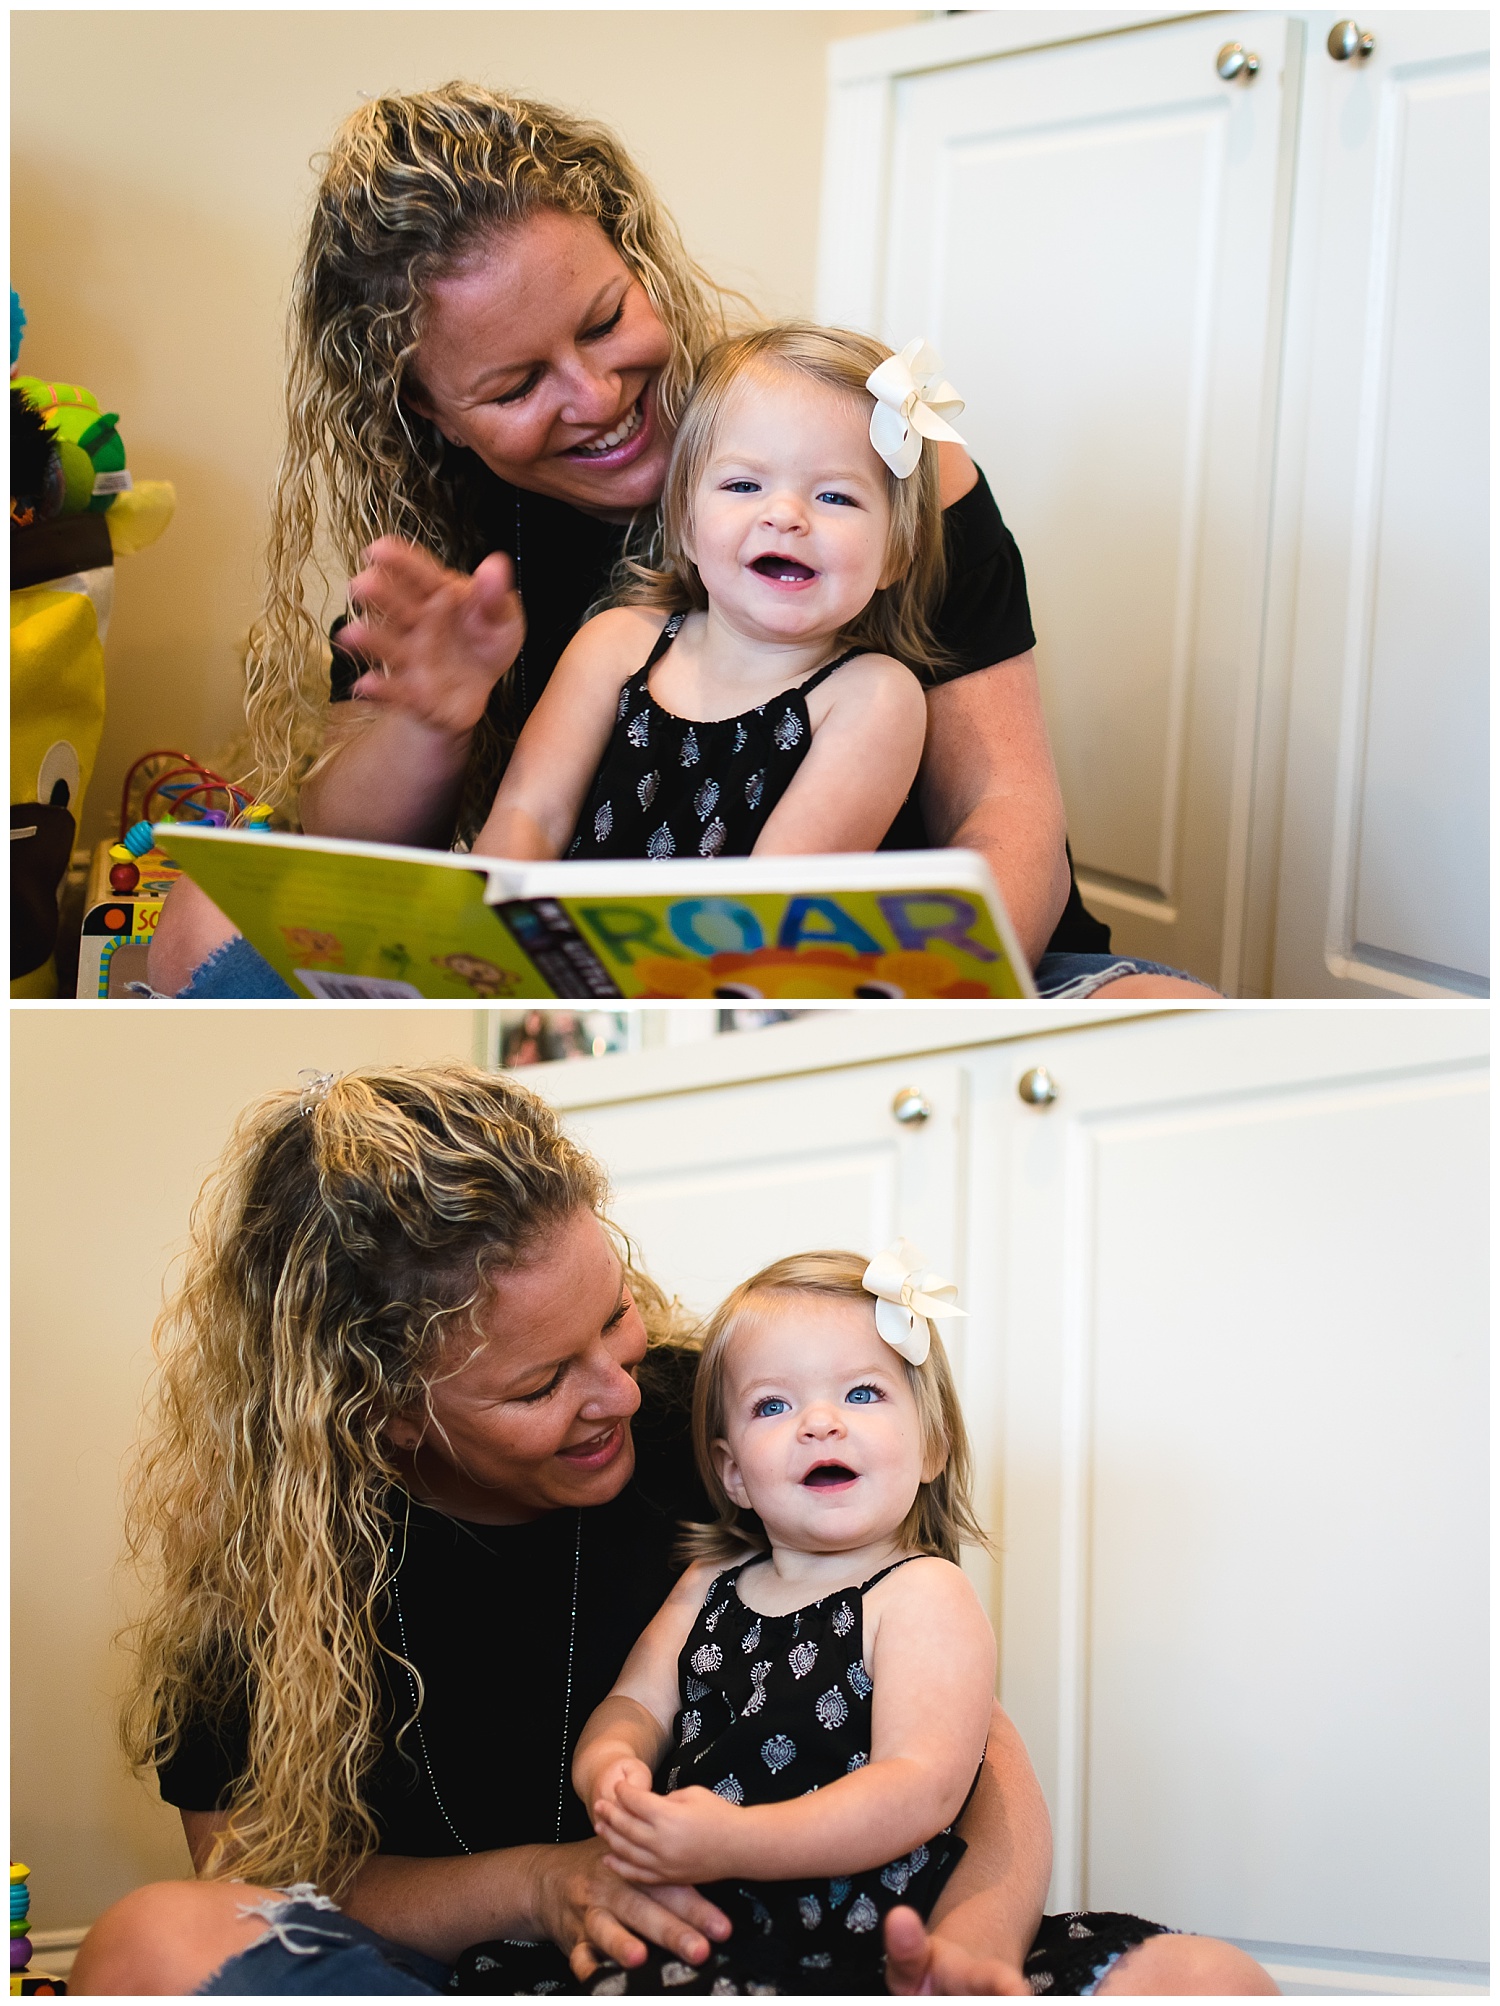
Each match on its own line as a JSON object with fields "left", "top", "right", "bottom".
{"left": 74, "top": 1064, "right": 1271, "bottom": 1995}
{"left": 150, "top": 84, "right": 1212, "bottom": 1000}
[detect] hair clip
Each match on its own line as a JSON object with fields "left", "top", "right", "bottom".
{"left": 298, "top": 1069, "right": 336, "bottom": 1115}
{"left": 865, "top": 338, "right": 968, "bottom": 480}
{"left": 861, "top": 1237, "right": 967, "bottom": 1365}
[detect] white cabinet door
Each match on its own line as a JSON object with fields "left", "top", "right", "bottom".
{"left": 995, "top": 1011, "right": 1488, "bottom": 1970}
{"left": 1270, "top": 13, "right": 1489, "bottom": 999}
{"left": 553, "top": 1056, "right": 968, "bottom": 1326}
{"left": 826, "top": 15, "right": 1299, "bottom": 987}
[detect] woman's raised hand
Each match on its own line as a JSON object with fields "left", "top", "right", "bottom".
{"left": 527, "top": 1836, "right": 731, "bottom": 1981}
{"left": 341, "top": 537, "right": 525, "bottom": 739}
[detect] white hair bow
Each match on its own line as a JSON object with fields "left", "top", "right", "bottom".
{"left": 865, "top": 338, "right": 968, "bottom": 480}
{"left": 861, "top": 1237, "right": 967, "bottom": 1366}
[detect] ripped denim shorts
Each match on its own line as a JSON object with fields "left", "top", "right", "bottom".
{"left": 196, "top": 1886, "right": 452, "bottom": 1995}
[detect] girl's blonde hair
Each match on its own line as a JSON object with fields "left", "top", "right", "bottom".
{"left": 243, "top": 82, "right": 742, "bottom": 823}
{"left": 615, "top": 325, "right": 949, "bottom": 674}
{"left": 120, "top": 1062, "right": 687, "bottom": 1897}
{"left": 686, "top": 1250, "right": 985, "bottom": 1567}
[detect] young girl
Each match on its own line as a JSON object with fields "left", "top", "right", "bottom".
{"left": 466, "top": 325, "right": 964, "bottom": 864}
{"left": 567, "top": 1242, "right": 996, "bottom": 1996}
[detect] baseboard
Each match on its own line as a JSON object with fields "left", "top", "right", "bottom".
{"left": 1232, "top": 1939, "right": 1489, "bottom": 1997}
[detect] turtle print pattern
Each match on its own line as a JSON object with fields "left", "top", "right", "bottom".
{"left": 566, "top": 613, "right": 876, "bottom": 864}
{"left": 583, "top": 1555, "right": 970, "bottom": 1995}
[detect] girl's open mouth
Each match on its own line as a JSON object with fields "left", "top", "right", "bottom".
{"left": 752, "top": 555, "right": 817, "bottom": 584}
{"left": 803, "top": 1462, "right": 857, "bottom": 1487}
{"left": 568, "top": 395, "right": 647, "bottom": 463}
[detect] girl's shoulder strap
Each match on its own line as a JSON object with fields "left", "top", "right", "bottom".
{"left": 796, "top": 645, "right": 867, "bottom": 696}
{"left": 859, "top": 1552, "right": 933, "bottom": 1594}
{"left": 641, "top": 609, "right": 688, "bottom": 673}
{"left": 704, "top": 1554, "right": 758, "bottom": 1602}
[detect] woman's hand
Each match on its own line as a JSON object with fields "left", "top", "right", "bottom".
{"left": 527, "top": 1835, "right": 731, "bottom": 1981}
{"left": 340, "top": 536, "right": 525, "bottom": 739}
{"left": 594, "top": 1781, "right": 741, "bottom": 1887}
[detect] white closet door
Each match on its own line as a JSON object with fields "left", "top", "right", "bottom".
{"left": 861, "top": 15, "right": 1296, "bottom": 986}
{"left": 1271, "top": 12, "right": 1489, "bottom": 999}
{"left": 554, "top": 1057, "right": 967, "bottom": 1327}
{"left": 996, "top": 1010, "right": 1487, "bottom": 1966}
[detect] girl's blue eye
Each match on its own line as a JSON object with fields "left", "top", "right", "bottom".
{"left": 752, "top": 1396, "right": 790, "bottom": 1418}
{"left": 846, "top": 1384, "right": 881, "bottom": 1405}
{"left": 817, "top": 490, "right": 858, "bottom": 507}
{"left": 723, "top": 479, "right": 760, "bottom": 494}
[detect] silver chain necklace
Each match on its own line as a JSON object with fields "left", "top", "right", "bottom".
{"left": 386, "top": 1493, "right": 584, "bottom": 1851}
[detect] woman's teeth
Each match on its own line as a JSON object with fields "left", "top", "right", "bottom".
{"left": 574, "top": 401, "right": 643, "bottom": 456}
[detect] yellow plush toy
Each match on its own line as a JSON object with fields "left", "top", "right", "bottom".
{"left": 10, "top": 292, "right": 176, "bottom": 993}
{"left": 11, "top": 485, "right": 176, "bottom": 995}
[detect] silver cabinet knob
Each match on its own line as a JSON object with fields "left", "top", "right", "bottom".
{"left": 1328, "top": 20, "right": 1375, "bottom": 61}
{"left": 1017, "top": 1067, "right": 1059, "bottom": 1107}
{"left": 1216, "top": 42, "right": 1261, "bottom": 83}
{"left": 891, "top": 1087, "right": 932, "bottom": 1126}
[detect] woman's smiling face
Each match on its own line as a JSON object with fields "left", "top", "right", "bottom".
{"left": 407, "top": 208, "right": 675, "bottom": 519}
{"left": 386, "top": 1205, "right": 648, "bottom": 1522}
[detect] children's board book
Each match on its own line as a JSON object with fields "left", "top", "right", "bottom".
{"left": 155, "top": 825, "right": 1037, "bottom": 1002}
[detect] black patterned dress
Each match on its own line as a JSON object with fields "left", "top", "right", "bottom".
{"left": 566, "top": 614, "right": 875, "bottom": 861}
{"left": 585, "top": 1555, "right": 975, "bottom": 1996}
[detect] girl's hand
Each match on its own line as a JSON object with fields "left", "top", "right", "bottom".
{"left": 591, "top": 1754, "right": 655, "bottom": 1820}
{"left": 526, "top": 1836, "right": 731, "bottom": 1982}
{"left": 340, "top": 536, "right": 525, "bottom": 739}
{"left": 596, "top": 1782, "right": 742, "bottom": 1887}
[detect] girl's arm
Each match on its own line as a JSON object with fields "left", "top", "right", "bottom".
{"left": 471, "top": 608, "right": 667, "bottom": 860}
{"left": 597, "top": 1557, "right": 995, "bottom": 1886}
{"left": 573, "top": 1559, "right": 723, "bottom": 1822}
{"left": 751, "top": 655, "right": 928, "bottom": 856}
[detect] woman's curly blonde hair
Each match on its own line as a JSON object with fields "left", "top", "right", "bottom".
{"left": 243, "top": 82, "right": 741, "bottom": 823}
{"left": 119, "top": 1062, "right": 688, "bottom": 1897}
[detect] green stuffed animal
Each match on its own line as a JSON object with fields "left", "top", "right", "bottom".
{"left": 12, "top": 376, "right": 129, "bottom": 514}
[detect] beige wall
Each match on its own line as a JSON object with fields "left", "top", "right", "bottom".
{"left": 11, "top": 1008, "right": 483, "bottom": 1930}
{"left": 10, "top": 9, "right": 916, "bottom": 851}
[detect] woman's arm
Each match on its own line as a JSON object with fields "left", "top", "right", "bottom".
{"left": 918, "top": 443, "right": 1071, "bottom": 965}
{"left": 752, "top": 656, "right": 928, "bottom": 856}
{"left": 597, "top": 1559, "right": 995, "bottom": 1886}
{"left": 299, "top": 537, "right": 523, "bottom": 842}
{"left": 472, "top": 607, "right": 665, "bottom": 860}
{"left": 177, "top": 1806, "right": 730, "bottom": 1978}
{"left": 919, "top": 655, "right": 1072, "bottom": 967}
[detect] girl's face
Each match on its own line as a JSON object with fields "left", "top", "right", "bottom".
{"left": 712, "top": 1294, "right": 931, "bottom": 1556}
{"left": 684, "top": 370, "right": 896, "bottom": 647}
{"left": 407, "top": 208, "right": 675, "bottom": 519}
{"left": 386, "top": 1206, "right": 648, "bottom": 1522}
